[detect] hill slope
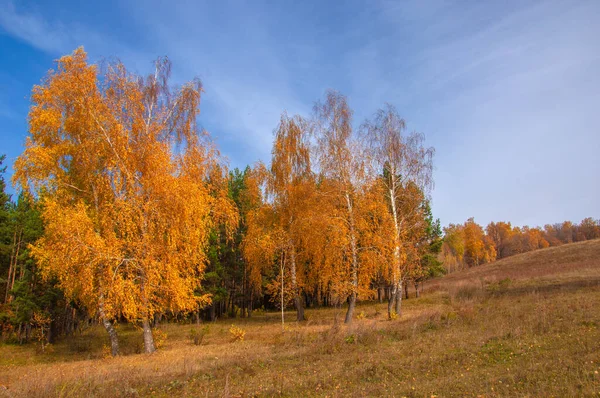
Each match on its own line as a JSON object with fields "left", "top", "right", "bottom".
{"left": 429, "top": 238, "right": 600, "bottom": 291}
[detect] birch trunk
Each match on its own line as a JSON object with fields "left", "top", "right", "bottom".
{"left": 98, "top": 297, "right": 119, "bottom": 357}
{"left": 142, "top": 317, "right": 156, "bottom": 354}
{"left": 388, "top": 183, "right": 402, "bottom": 319}
{"left": 387, "top": 283, "right": 397, "bottom": 318}
{"left": 281, "top": 253, "right": 285, "bottom": 330}
{"left": 344, "top": 192, "right": 359, "bottom": 324}
{"left": 394, "top": 281, "right": 403, "bottom": 316}
{"left": 289, "top": 242, "right": 305, "bottom": 321}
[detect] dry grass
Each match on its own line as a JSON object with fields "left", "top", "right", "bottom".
{"left": 1, "top": 240, "right": 600, "bottom": 397}
{"left": 428, "top": 239, "right": 600, "bottom": 291}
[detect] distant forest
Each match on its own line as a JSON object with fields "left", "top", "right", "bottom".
{"left": 441, "top": 217, "right": 600, "bottom": 272}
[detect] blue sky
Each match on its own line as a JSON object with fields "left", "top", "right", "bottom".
{"left": 0, "top": 0, "right": 598, "bottom": 228}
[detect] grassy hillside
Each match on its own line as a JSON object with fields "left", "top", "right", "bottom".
{"left": 1, "top": 240, "right": 599, "bottom": 397}
{"left": 430, "top": 238, "right": 600, "bottom": 290}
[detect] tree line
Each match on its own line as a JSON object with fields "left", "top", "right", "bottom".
{"left": 441, "top": 217, "right": 600, "bottom": 272}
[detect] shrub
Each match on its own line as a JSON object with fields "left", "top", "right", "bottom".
{"left": 488, "top": 278, "right": 513, "bottom": 293}
{"left": 189, "top": 325, "right": 209, "bottom": 345}
{"left": 252, "top": 306, "right": 266, "bottom": 316}
{"left": 101, "top": 344, "right": 112, "bottom": 359}
{"left": 229, "top": 325, "right": 245, "bottom": 342}
{"left": 153, "top": 329, "right": 167, "bottom": 349}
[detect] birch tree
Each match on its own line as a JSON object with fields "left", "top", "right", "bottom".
{"left": 313, "top": 90, "right": 368, "bottom": 323}
{"left": 14, "top": 48, "right": 237, "bottom": 355}
{"left": 362, "top": 104, "right": 434, "bottom": 318}
{"left": 267, "top": 113, "right": 314, "bottom": 321}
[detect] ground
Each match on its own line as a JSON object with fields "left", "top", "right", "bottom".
{"left": 1, "top": 240, "right": 599, "bottom": 397}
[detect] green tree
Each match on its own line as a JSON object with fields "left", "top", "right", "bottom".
{"left": 412, "top": 200, "right": 444, "bottom": 296}
{"left": 201, "top": 167, "right": 250, "bottom": 321}
{"left": 0, "top": 155, "right": 12, "bottom": 301}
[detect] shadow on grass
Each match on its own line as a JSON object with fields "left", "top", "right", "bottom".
{"left": 490, "top": 277, "right": 600, "bottom": 297}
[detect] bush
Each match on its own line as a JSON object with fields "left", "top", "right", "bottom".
{"left": 252, "top": 306, "right": 266, "bottom": 316}
{"left": 189, "top": 325, "right": 209, "bottom": 345}
{"left": 153, "top": 329, "right": 167, "bottom": 349}
{"left": 345, "top": 334, "right": 356, "bottom": 344}
{"left": 229, "top": 325, "right": 245, "bottom": 342}
{"left": 101, "top": 344, "right": 112, "bottom": 359}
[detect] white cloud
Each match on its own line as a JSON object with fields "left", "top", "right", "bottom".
{"left": 0, "top": 0, "right": 68, "bottom": 52}
{"left": 0, "top": 0, "right": 148, "bottom": 67}
{"left": 0, "top": 0, "right": 99, "bottom": 53}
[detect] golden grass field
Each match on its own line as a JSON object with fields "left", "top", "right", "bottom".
{"left": 1, "top": 239, "right": 599, "bottom": 397}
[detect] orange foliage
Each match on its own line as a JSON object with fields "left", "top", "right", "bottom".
{"left": 14, "top": 49, "right": 237, "bottom": 338}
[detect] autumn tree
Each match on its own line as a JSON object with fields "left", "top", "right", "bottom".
{"left": 578, "top": 218, "right": 600, "bottom": 241}
{"left": 14, "top": 48, "right": 237, "bottom": 355}
{"left": 442, "top": 219, "right": 495, "bottom": 270}
{"left": 265, "top": 113, "right": 315, "bottom": 321}
{"left": 486, "top": 222, "right": 509, "bottom": 259}
{"left": 312, "top": 91, "right": 366, "bottom": 323}
{"left": 441, "top": 224, "right": 465, "bottom": 272}
{"left": 242, "top": 163, "right": 281, "bottom": 310}
{"left": 242, "top": 113, "right": 319, "bottom": 323}
{"left": 509, "top": 226, "right": 549, "bottom": 254}
{"left": 362, "top": 104, "right": 434, "bottom": 318}
{"left": 462, "top": 218, "right": 496, "bottom": 267}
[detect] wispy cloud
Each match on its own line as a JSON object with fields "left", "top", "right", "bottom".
{"left": 0, "top": 0, "right": 92, "bottom": 53}
{"left": 0, "top": 0, "right": 148, "bottom": 68}
{"left": 119, "top": 0, "right": 312, "bottom": 168}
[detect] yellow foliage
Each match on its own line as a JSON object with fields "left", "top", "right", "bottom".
{"left": 101, "top": 344, "right": 113, "bottom": 359}
{"left": 13, "top": 48, "right": 238, "bottom": 326}
{"left": 153, "top": 329, "right": 167, "bottom": 349}
{"left": 229, "top": 325, "right": 246, "bottom": 342}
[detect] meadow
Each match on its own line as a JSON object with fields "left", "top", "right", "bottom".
{"left": 1, "top": 239, "right": 599, "bottom": 397}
